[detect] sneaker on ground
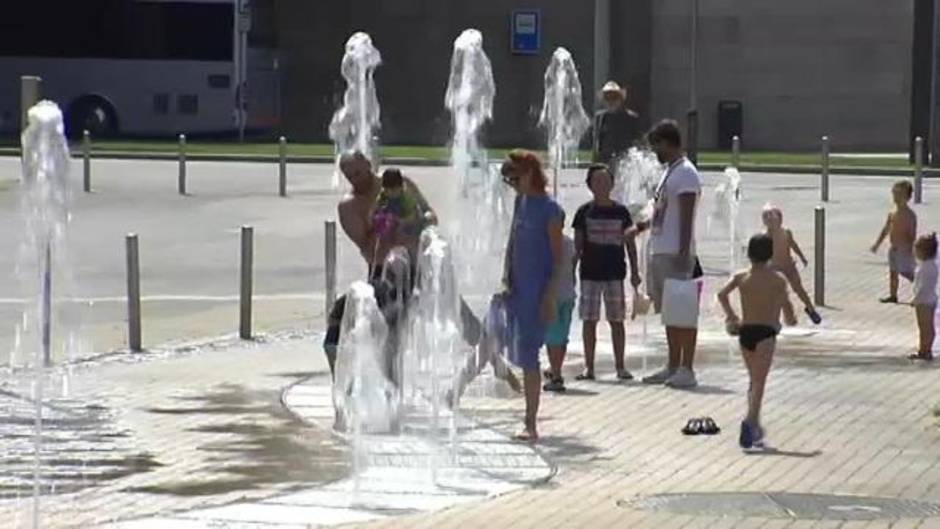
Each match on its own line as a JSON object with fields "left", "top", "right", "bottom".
{"left": 543, "top": 377, "right": 566, "bottom": 393}
{"left": 739, "top": 421, "right": 753, "bottom": 449}
{"left": 664, "top": 367, "right": 698, "bottom": 388}
{"left": 642, "top": 367, "right": 675, "bottom": 385}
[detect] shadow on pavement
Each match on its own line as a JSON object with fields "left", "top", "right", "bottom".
{"left": 132, "top": 382, "right": 348, "bottom": 497}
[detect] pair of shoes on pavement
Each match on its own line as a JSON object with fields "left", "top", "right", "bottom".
{"left": 682, "top": 417, "right": 720, "bottom": 435}
{"left": 642, "top": 367, "right": 698, "bottom": 388}
{"left": 739, "top": 420, "right": 767, "bottom": 450}
{"left": 570, "top": 370, "right": 634, "bottom": 382}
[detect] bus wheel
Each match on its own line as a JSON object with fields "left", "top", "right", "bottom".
{"left": 67, "top": 96, "right": 119, "bottom": 139}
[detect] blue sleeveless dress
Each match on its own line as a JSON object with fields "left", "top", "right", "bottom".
{"left": 507, "top": 194, "right": 564, "bottom": 372}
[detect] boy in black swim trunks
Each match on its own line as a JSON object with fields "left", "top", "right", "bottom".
{"left": 717, "top": 233, "right": 798, "bottom": 449}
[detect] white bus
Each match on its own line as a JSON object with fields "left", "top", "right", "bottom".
{"left": 0, "top": 0, "right": 280, "bottom": 138}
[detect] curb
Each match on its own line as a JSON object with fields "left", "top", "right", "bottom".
{"left": 1, "top": 148, "right": 935, "bottom": 177}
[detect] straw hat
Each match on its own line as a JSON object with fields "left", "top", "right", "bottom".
{"left": 601, "top": 81, "right": 626, "bottom": 98}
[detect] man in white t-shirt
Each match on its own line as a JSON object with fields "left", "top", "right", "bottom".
{"left": 642, "top": 120, "right": 703, "bottom": 389}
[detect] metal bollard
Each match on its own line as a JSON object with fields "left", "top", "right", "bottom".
{"left": 278, "top": 136, "right": 287, "bottom": 197}
{"left": 20, "top": 76, "right": 41, "bottom": 132}
{"left": 325, "top": 220, "right": 337, "bottom": 317}
{"left": 820, "top": 135, "right": 830, "bottom": 202}
{"left": 915, "top": 136, "right": 924, "bottom": 204}
{"left": 731, "top": 135, "right": 740, "bottom": 168}
{"left": 814, "top": 207, "right": 825, "bottom": 307}
{"left": 126, "top": 234, "right": 142, "bottom": 352}
{"left": 178, "top": 134, "right": 187, "bottom": 195}
{"left": 83, "top": 130, "right": 91, "bottom": 193}
{"left": 240, "top": 226, "right": 254, "bottom": 340}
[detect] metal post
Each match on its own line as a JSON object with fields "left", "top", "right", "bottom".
{"left": 686, "top": 109, "right": 699, "bottom": 166}
{"left": 915, "top": 136, "right": 924, "bottom": 204}
{"left": 731, "top": 135, "right": 740, "bottom": 168}
{"left": 325, "top": 220, "right": 337, "bottom": 316}
{"left": 178, "top": 134, "right": 187, "bottom": 195}
{"left": 593, "top": 0, "right": 611, "bottom": 105}
{"left": 278, "top": 136, "right": 287, "bottom": 197}
{"left": 814, "top": 207, "right": 825, "bottom": 307}
{"left": 20, "top": 76, "right": 41, "bottom": 132}
{"left": 83, "top": 130, "right": 91, "bottom": 193}
{"left": 239, "top": 226, "right": 253, "bottom": 340}
{"left": 126, "top": 234, "right": 142, "bottom": 352}
{"left": 820, "top": 135, "right": 830, "bottom": 202}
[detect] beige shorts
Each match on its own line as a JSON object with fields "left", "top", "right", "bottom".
{"left": 648, "top": 254, "right": 698, "bottom": 313}
{"left": 889, "top": 247, "right": 916, "bottom": 281}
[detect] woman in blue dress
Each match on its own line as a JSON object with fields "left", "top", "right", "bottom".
{"left": 500, "top": 150, "right": 565, "bottom": 442}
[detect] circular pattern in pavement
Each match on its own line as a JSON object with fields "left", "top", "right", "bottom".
{"left": 621, "top": 492, "right": 940, "bottom": 521}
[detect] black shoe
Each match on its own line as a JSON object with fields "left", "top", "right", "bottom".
{"left": 682, "top": 418, "right": 702, "bottom": 435}
{"left": 543, "top": 377, "right": 566, "bottom": 392}
{"left": 805, "top": 307, "right": 822, "bottom": 325}
{"left": 879, "top": 296, "right": 898, "bottom": 304}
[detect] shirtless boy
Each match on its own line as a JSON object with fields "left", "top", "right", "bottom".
{"left": 717, "top": 233, "right": 798, "bottom": 450}
{"left": 762, "top": 205, "right": 822, "bottom": 324}
{"left": 871, "top": 180, "right": 918, "bottom": 303}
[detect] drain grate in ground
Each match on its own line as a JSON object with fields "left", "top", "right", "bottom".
{"left": 621, "top": 492, "right": 940, "bottom": 521}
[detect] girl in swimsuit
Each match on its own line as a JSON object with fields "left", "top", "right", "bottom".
{"left": 717, "top": 233, "right": 798, "bottom": 450}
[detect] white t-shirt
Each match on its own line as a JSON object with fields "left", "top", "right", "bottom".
{"left": 913, "top": 259, "right": 939, "bottom": 306}
{"left": 650, "top": 157, "right": 702, "bottom": 255}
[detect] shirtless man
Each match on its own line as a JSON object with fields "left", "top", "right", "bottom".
{"left": 871, "top": 180, "right": 918, "bottom": 303}
{"left": 717, "top": 233, "right": 798, "bottom": 450}
{"left": 325, "top": 151, "right": 479, "bottom": 378}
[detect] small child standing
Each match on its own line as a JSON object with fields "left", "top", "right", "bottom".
{"left": 717, "top": 233, "right": 798, "bottom": 450}
{"left": 762, "top": 205, "right": 822, "bottom": 324}
{"left": 572, "top": 164, "right": 641, "bottom": 381}
{"left": 543, "top": 232, "right": 577, "bottom": 392}
{"left": 871, "top": 180, "right": 918, "bottom": 303}
{"left": 911, "top": 233, "right": 938, "bottom": 360}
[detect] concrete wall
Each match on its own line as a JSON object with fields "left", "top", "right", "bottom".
{"left": 649, "top": 0, "right": 915, "bottom": 151}
{"left": 275, "top": 0, "right": 599, "bottom": 148}
{"left": 275, "top": 0, "right": 914, "bottom": 151}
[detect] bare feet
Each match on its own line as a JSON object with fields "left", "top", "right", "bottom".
{"left": 513, "top": 428, "right": 539, "bottom": 443}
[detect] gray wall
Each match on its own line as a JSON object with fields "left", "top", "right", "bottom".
{"left": 275, "top": 0, "right": 914, "bottom": 151}
{"left": 275, "top": 0, "right": 599, "bottom": 147}
{"left": 650, "top": 0, "right": 914, "bottom": 151}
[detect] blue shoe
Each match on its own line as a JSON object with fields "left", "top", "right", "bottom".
{"left": 739, "top": 421, "right": 754, "bottom": 449}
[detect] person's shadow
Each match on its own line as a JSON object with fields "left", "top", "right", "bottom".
{"left": 745, "top": 447, "right": 822, "bottom": 458}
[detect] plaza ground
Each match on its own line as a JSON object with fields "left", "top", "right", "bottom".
{"left": 1, "top": 159, "right": 940, "bottom": 527}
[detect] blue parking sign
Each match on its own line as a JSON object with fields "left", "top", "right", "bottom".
{"left": 511, "top": 10, "right": 540, "bottom": 55}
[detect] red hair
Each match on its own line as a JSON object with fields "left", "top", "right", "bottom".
{"left": 505, "top": 149, "right": 548, "bottom": 192}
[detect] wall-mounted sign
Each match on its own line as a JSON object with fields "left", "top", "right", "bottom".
{"left": 511, "top": 10, "right": 540, "bottom": 55}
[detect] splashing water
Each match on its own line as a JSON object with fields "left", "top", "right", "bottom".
{"left": 539, "top": 47, "right": 590, "bottom": 196}
{"left": 329, "top": 32, "right": 382, "bottom": 188}
{"left": 19, "top": 100, "right": 72, "bottom": 529}
{"left": 332, "top": 281, "right": 399, "bottom": 486}
{"left": 708, "top": 167, "right": 743, "bottom": 273}
{"left": 616, "top": 147, "right": 663, "bottom": 218}
{"left": 444, "top": 30, "right": 509, "bottom": 294}
{"left": 403, "top": 227, "right": 466, "bottom": 478}
{"left": 445, "top": 29, "right": 495, "bottom": 193}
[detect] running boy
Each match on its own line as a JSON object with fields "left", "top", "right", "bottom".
{"left": 572, "top": 164, "right": 641, "bottom": 381}
{"left": 871, "top": 180, "right": 918, "bottom": 303}
{"left": 543, "top": 232, "right": 577, "bottom": 392}
{"left": 717, "top": 233, "right": 798, "bottom": 450}
{"left": 762, "top": 205, "right": 822, "bottom": 324}
{"left": 911, "top": 233, "right": 938, "bottom": 360}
